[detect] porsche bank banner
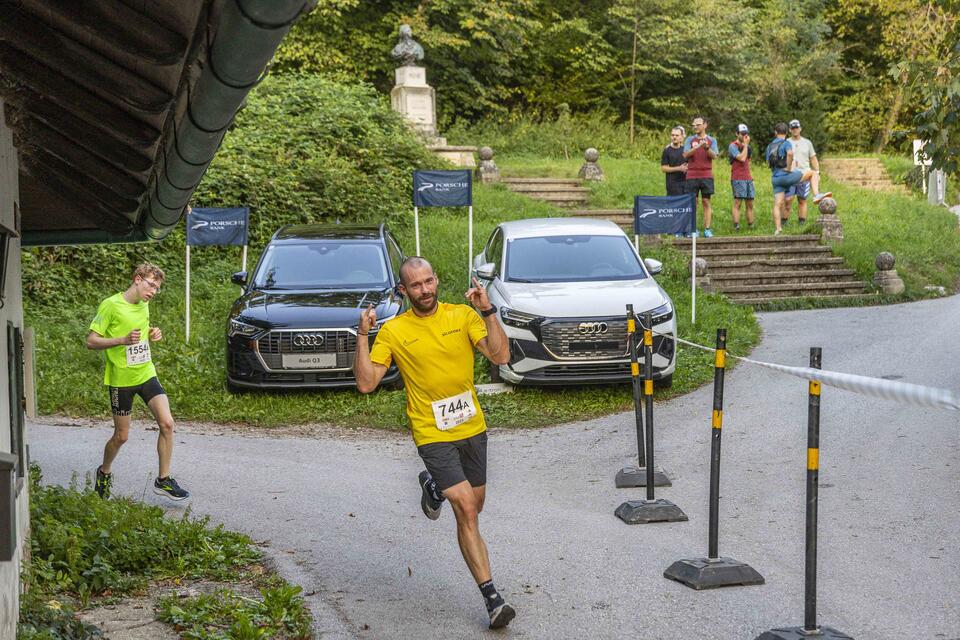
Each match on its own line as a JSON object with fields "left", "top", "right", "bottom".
{"left": 633, "top": 194, "right": 696, "bottom": 235}
{"left": 413, "top": 170, "right": 473, "bottom": 207}
{"left": 186, "top": 207, "right": 249, "bottom": 246}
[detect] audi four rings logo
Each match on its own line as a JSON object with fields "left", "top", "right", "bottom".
{"left": 292, "top": 333, "right": 325, "bottom": 347}
{"left": 578, "top": 322, "right": 609, "bottom": 334}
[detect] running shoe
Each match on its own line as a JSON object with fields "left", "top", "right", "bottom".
{"left": 153, "top": 476, "right": 190, "bottom": 501}
{"left": 95, "top": 466, "right": 112, "bottom": 499}
{"left": 488, "top": 602, "right": 517, "bottom": 629}
{"left": 418, "top": 471, "right": 444, "bottom": 520}
{"left": 734, "top": 223, "right": 741, "bottom": 231}
{"left": 774, "top": 229, "right": 782, "bottom": 236}
{"left": 703, "top": 228, "right": 714, "bottom": 238}
{"left": 812, "top": 192, "right": 832, "bottom": 204}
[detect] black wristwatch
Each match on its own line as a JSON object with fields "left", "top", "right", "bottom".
{"left": 479, "top": 305, "right": 498, "bottom": 318}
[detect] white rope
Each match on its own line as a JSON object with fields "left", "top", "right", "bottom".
{"left": 646, "top": 330, "right": 960, "bottom": 412}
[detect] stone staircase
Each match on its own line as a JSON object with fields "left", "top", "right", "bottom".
{"left": 820, "top": 157, "right": 909, "bottom": 194}
{"left": 672, "top": 235, "right": 873, "bottom": 305}
{"left": 501, "top": 177, "right": 590, "bottom": 208}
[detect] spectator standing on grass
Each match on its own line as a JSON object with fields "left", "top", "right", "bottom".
{"left": 728, "top": 123, "right": 755, "bottom": 231}
{"left": 661, "top": 126, "right": 688, "bottom": 196}
{"left": 683, "top": 116, "right": 718, "bottom": 237}
{"left": 783, "top": 119, "right": 831, "bottom": 227}
{"left": 766, "top": 122, "right": 817, "bottom": 235}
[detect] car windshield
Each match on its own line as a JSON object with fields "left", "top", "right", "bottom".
{"left": 505, "top": 234, "right": 647, "bottom": 283}
{"left": 253, "top": 241, "right": 390, "bottom": 289}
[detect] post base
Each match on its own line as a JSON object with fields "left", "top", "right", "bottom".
{"left": 663, "top": 556, "right": 765, "bottom": 590}
{"left": 615, "top": 499, "right": 688, "bottom": 524}
{"left": 755, "top": 626, "right": 853, "bottom": 639}
{"left": 615, "top": 465, "right": 672, "bottom": 487}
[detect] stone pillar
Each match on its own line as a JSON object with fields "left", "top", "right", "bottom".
{"left": 476, "top": 146, "right": 499, "bottom": 183}
{"left": 872, "top": 252, "right": 905, "bottom": 294}
{"left": 815, "top": 196, "right": 843, "bottom": 242}
{"left": 689, "top": 257, "right": 713, "bottom": 292}
{"left": 578, "top": 147, "right": 604, "bottom": 181}
{"left": 390, "top": 65, "right": 438, "bottom": 140}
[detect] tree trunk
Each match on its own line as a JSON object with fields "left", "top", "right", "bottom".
{"left": 876, "top": 81, "right": 906, "bottom": 153}
{"left": 629, "top": 0, "right": 638, "bottom": 145}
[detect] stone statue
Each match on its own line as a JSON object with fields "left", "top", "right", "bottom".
{"left": 391, "top": 24, "right": 424, "bottom": 67}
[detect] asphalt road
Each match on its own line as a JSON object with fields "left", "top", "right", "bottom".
{"left": 31, "top": 295, "right": 960, "bottom": 639}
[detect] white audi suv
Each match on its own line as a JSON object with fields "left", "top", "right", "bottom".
{"left": 473, "top": 218, "right": 677, "bottom": 386}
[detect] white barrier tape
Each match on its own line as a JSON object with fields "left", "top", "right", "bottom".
{"left": 666, "top": 333, "right": 960, "bottom": 412}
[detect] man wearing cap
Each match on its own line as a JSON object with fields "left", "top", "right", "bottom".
{"left": 783, "top": 119, "right": 831, "bottom": 226}
{"left": 682, "top": 115, "right": 719, "bottom": 237}
{"left": 728, "top": 124, "right": 755, "bottom": 231}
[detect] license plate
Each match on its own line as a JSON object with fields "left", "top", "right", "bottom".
{"left": 282, "top": 353, "right": 337, "bottom": 369}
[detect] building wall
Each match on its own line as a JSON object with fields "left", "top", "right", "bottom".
{"left": 0, "top": 98, "right": 27, "bottom": 637}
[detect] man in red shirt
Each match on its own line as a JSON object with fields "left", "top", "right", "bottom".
{"left": 682, "top": 115, "right": 718, "bottom": 237}
{"left": 727, "top": 124, "right": 755, "bottom": 230}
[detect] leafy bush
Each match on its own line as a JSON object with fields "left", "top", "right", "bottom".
{"left": 158, "top": 585, "right": 311, "bottom": 640}
{"left": 22, "top": 465, "right": 258, "bottom": 602}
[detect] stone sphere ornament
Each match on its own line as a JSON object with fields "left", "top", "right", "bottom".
{"left": 875, "top": 251, "right": 896, "bottom": 271}
{"left": 818, "top": 197, "right": 837, "bottom": 216}
{"left": 479, "top": 146, "right": 494, "bottom": 161}
{"left": 584, "top": 148, "right": 600, "bottom": 163}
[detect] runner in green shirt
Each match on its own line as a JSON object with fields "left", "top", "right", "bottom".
{"left": 86, "top": 263, "right": 188, "bottom": 501}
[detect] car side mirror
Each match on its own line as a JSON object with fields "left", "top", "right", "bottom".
{"left": 476, "top": 262, "right": 497, "bottom": 280}
{"left": 231, "top": 271, "right": 247, "bottom": 286}
{"left": 643, "top": 259, "right": 663, "bottom": 275}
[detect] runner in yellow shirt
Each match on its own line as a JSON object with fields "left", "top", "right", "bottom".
{"left": 354, "top": 257, "right": 515, "bottom": 629}
{"left": 86, "top": 263, "right": 188, "bottom": 501}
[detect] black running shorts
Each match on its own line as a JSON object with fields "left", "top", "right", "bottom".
{"left": 109, "top": 377, "right": 166, "bottom": 416}
{"left": 684, "top": 177, "right": 715, "bottom": 198}
{"left": 417, "top": 431, "right": 488, "bottom": 491}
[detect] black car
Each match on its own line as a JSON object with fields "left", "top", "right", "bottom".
{"left": 226, "top": 224, "right": 406, "bottom": 391}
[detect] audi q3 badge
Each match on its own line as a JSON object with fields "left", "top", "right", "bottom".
{"left": 292, "top": 333, "right": 325, "bottom": 347}
{"left": 577, "top": 322, "right": 608, "bottom": 335}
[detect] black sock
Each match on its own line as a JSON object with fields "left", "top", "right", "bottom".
{"left": 479, "top": 580, "right": 504, "bottom": 611}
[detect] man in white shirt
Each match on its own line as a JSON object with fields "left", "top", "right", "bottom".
{"left": 783, "top": 119, "right": 830, "bottom": 226}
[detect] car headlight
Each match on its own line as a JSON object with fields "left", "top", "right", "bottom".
{"left": 500, "top": 307, "right": 542, "bottom": 329}
{"left": 648, "top": 301, "right": 674, "bottom": 325}
{"left": 228, "top": 318, "right": 262, "bottom": 338}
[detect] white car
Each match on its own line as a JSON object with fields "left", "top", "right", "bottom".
{"left": 473, "top": 218, "right": 677, "bottom": 386}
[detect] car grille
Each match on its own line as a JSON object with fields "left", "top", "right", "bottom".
{"left": 540, "top": 362, "right": 632, "bottom": 377}
{"left": 257, "top": 330, "right": 357, "bottom": 370}
{"left": 540, "top": 319, "right": 629, "bottom": 359}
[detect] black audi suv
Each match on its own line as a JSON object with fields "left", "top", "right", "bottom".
{"left": 226, "top": 224, "right": 406, "bottom": 391}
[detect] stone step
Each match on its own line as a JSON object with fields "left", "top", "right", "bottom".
{"left": 706, "top": 256, "right": 847, "bottom": 274}
{"left": 710, "top": 269, "right": 858, "bottom": 285}
{"left": 524, "top": 192, "right": 590, "bottom": 202}
{"left": 731, "top": 293, "right": 879, "bottom": 306}
{"left": 501, "top": 177, "right": 582, "bottom": 185}
{"left": 504, "top": 185, "right": 591, "bottom": 195}
{"left": 720, "top": 281, "right": 867, "bottom": 295}
{"left": 673, "top": 234, "right": 821, "bottom": 251}
{"left": 692, "top": 246, "right": 834, "bottom": 259}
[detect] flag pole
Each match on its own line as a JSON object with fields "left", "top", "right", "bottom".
{"left": 468, "top": 204, "right": 474, "bottom": 285}
{"left": 691, "top": 234, "right": 697, "bottom": 325}
{"left": 185, "top": 243, "right": 191, "bottom": 344}
{"left": 414, "top": 206, "right": 420, "bottom": 256}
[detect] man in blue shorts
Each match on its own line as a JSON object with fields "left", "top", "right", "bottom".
{"left": 766, "top": 122, "right": 816, "bottom": 235}
{"left": 728, "top": 124, "right": 755, "bottom": 231}
{"left": 783, "top": 119, "right": 831, "bottom": 227}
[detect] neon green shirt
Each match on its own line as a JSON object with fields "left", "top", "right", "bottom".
{"left": 89, "top": 292, "right": 157, "bottom": 387}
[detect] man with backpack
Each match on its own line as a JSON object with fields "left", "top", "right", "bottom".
{"left": 782, "top": 119, "right": 830, "bottom": 227}
{"left": 728, "top": 124, "right": 755, "bottom": 231}
{"left": 766, "top": 122, "right": 816, "bottom": 235}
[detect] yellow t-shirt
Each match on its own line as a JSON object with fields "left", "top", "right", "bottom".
{"left": 370, "top": 303, "right": 488, "bottom": 446}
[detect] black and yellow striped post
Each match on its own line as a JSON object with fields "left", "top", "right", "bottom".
{"left": 615, "top": 305, "right": 670, "bottom": 488}
{"left": 615, "top": 312, "right": 687, "bottom": 524}
{"left": 664, "top": 329, "right": 764, "bottom": 589}
{"left": 756, "top": 348, "right": 851, "bottom": 639}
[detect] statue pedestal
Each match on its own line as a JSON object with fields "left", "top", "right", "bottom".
{"left": 391, "top": 65, "right": 438, "bottom": 139}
